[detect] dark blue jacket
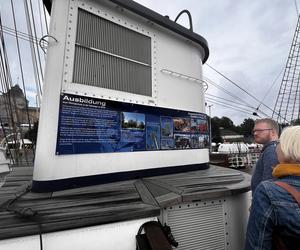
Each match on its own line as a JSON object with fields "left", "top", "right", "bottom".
{"left": 251, "top": 141, "right": 279, "bottom": 193}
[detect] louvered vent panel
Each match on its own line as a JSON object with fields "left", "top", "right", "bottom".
{"left": 166, "top": 203, "right": 226, "bottom": 250}
{"left": 72, "top": 8, "right": 152, "bottom": 96}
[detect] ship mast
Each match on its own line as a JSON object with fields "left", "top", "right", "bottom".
{"left": 273, "top": 14, "right": 300, "bottom": 124}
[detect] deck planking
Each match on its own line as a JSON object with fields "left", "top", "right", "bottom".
{"left": 0, "top": 165, "right": 250, "bottom": 240}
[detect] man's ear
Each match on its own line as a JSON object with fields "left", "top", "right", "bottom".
{"left": 271, "top": 129, "right": 278, "bottom": 139}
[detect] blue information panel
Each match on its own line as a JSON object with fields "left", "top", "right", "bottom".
{"left": 56, "top": 94, "right": 209, "bottom": 155}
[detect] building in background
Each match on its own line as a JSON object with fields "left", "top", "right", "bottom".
{"left": 0, "top": 85, "right": 39, "bottom": 139}
{"left": 220, "top": 128, "right": 244, "bottom": 142}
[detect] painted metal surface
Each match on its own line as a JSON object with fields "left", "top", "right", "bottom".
{"left": 33, "top": 0, "right": 209, "bottom": 189}
{"left": 161, "top": 192, "right": 251, "bottom": 250}
{"left": 0, "top": 218, "right": 157, "bottom": 250}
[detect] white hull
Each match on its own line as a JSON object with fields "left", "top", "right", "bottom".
{"left": 1, "top": 217, "right": 156, "bottom": 250}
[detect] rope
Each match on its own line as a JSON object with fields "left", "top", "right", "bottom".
{"left": 204, "top": 76, "right": 269, "bottom": 117}
{"left": 3, "top": 182, "right": 44, "bottom": 250}
{"left": 206, "top": 64, "right": 289, "bottom": 123}
{"left": 24, "top": 0, "right": 43, "bottom": 101}
{"left": 28, "top": 0, "right": 44, "bottom": 86}
{"left": 0, "top": 14, "right": 19, "bottom": 166}
{"left": 10, "top": 0, "right": 32, "bottom": 130}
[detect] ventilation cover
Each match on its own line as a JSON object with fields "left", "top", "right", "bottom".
{"left": 163, "top": 201, "right": 227, "bottom": 250}
{"left": 73, "top": 9, "right": 152, "bottom": 96}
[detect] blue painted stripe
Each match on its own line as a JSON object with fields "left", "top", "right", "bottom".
{"left": 32, "top": 163, "right": 209, "bottom": 192}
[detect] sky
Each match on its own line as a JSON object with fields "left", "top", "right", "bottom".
{"left": 1, "top": 0, "right": 299, "bottom": 125}
{"left": 0, "top": 0, "right": 47, "bottom": 106}
{"left": 134, "top": 0, "right": 299, "bottom": 125}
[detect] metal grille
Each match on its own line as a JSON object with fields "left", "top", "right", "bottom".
{"left": 72, "top": 8, "right": 152, "bottom": 96}
{"left": 165, "top": 203, "right": 226, "bottom": 250}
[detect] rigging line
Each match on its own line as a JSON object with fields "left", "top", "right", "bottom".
{"left": 291, "top": 77, "right": 300, "bottom": 121}
{"left": 9, "top": 0, "right": 32, "bottom": 166}
{"left": 274, "top": 14, "right": 300, "bottom": 122}
{"left": 206, "top": 98, "right": 252, "bottom": 114}
{"left": 285, "top": 24, "right": 300, "bottom": 122}
{"left": 42, "top": 2, "right": 49, "bottom": 34}
{"left": 289, "top": 64, "right": 300, "bottom": 122}
{"left": 2, "top": 28, "right": 45, "bottom": 45}
{"left": 0, "top": 50, "right": 9, "bottom": 92}
{"left": 203, "top": 76, "right": 270, "bottom": 117}
{"left": 205, "top": 97, "right": 255, "bottom": 114}
{"left": 205, "top": 93, "right": 248, "bottom": 107}
{"left": 206, "top": 100, "right": 255, "bottom": 116}
{"left": 0, "top": 15, "right": 17, "bottom": 135}
{"left": 206, "top": 97, "right": 255, "bottom": 114}
{"left": 0, "top": 117, "right": 15, "bottom": 166}
{"left": 1, "top": 28, "right": 40, "bottom": 45}
{"left": 24, "top": 0, "right": 43, "bottom": 101}
{"left": 257, "top": 66, "right": 284, "bottom": 110}
{"left": 37, "top": 0, "right": 47, "bottom": 61}
{"left": 10, "top": 0, "right": 32, "bottom": 130}
{"left": 205, "top": 63, "right": 289, "bottom": 123}
{"left": 0, "top": 82, "right": 28, "bottom": 166}
{"left": 1, "top": 25, "right": 45, "bottom": 45}
{"left": 205, "top": 96, "right": 250, "bottom": 110}
{"left": 28, "top": 0, "right": 44, "bottom": 85}
{"left": 0, "top": 22, "right": 11, "bottom": 94}
{"left": 0, "top": 21, "right": 17, "bottom": 137}
{"left": 272, "top": 38, "right": 295, "bottom": 121}
{"left": 290, "top": 65, "right": 300, "bottom": 121}
{"left": 295, "top": 0, "right": 299, "bottom": 17}
{"left": 204, "top": 76, "right": 249, "bottom": 105}
{"left": 24, "top": 0, "right": 42, "bottom": 98}
{"left": 204, "top": 75, "right": 255, "bottom": 108}
{"left": 0, "top": 64, "right": 18, "bottom": 166}
{"left": 2, "top": 25, "right": 39, "bottom": 40}
{"left": 0, "top": 89, "right": 16, "bottom": 141}
{"left": 205, "top": 64, "right": 258, "bottom": 100}
{"left": 37, "top": 0, "right": 45, "bottom": 38}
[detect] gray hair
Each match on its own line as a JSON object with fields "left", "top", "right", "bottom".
{"left": 279, "top": 126, "right": 300, "bottom": 163}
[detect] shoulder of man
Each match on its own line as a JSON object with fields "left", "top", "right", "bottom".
{"left": 261, "top": 141, "right": 278, "bottom": 155}
{"left": 261, "top": 141, "right": 279, "bottom": 172}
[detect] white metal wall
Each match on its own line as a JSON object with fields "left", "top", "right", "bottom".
{"left": 0, "top": 217, "right": 157, "bottom": 250}
{"left": 33, "top": 0, "right": 208, "bottom": 182}
{"left": 161, "top": 192, "right": 251, "bottom": 250}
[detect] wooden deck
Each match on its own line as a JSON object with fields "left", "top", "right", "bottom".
{"left": 0, "top": 165, "right": 250, "bottom": 240}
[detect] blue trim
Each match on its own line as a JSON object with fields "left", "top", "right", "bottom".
{"left": 32, "top": 163, "right": 209, "bottom": 192}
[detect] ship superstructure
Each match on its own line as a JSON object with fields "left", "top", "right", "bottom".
{"left": 0, "top": 1, "right": 251, "bottom": 249}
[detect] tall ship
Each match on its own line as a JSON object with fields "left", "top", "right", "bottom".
{"left": 0, "top": 0, "right": 251, "bottom": 249}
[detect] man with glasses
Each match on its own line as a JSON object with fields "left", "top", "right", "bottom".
{"left": 251, "top": 118, "right": 279, "bottom": 194}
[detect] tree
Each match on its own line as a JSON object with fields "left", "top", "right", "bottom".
{"left": 236, "top": 118, "right": 254, "bottom": 143}
{"left": 219, "top": 116, "right": 234, "bottom": 129}
{"left": 211, "top": 117, "right": 223, "bottom": 143}
{"left": 291, "top": 119, "right": 300, "bottom": 125}
{"left": 239, "top": 118, "right": 254, "bottom": 136}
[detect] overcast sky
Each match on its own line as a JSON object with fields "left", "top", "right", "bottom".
{"left": 1, "top": 0, "right": 299, "bottom": 125}
{"left": 1, "top": 0, "right": 47, "bottom": 107}
{"left": 134, "top": 0, "right": 299, "bottom": 124}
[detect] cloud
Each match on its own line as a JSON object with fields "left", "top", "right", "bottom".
{"left": 133, "top": 1, "right": 298, "bottom": 125}
{"left": 1, "top": 0, "right": 46, "bottom": 107}
{"left": 2, "top": 0, "right": 299, "bottom": 125}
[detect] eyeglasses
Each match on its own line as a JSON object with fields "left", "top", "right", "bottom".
{"left": 252, "top": 128, "right": 273, "bottom": 134}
